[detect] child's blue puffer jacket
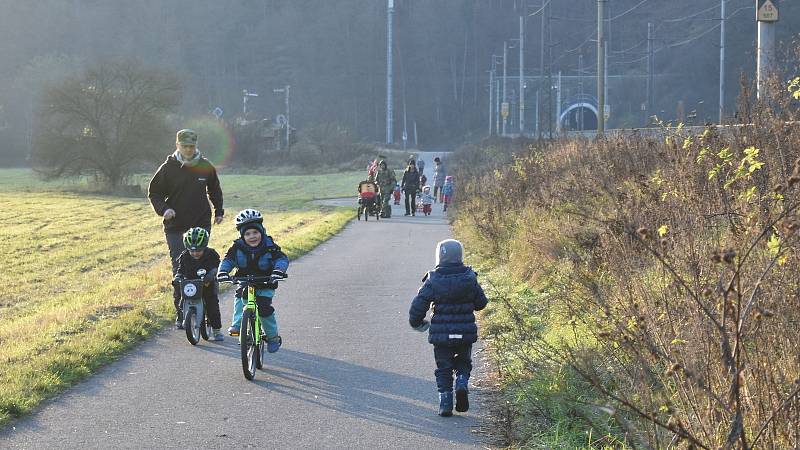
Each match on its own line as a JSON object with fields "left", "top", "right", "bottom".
{"left": 409, "top": 264, "right": 488, "bottom": 346}
{"left": 219, "top": 236, "right": 289, "bottom": 278}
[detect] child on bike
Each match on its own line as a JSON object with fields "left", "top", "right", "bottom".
{"left": 217, "top": 209, "right": 288, "bottom": 353}
{"left": 409, "top": 239, "right": 488, "bottom": 417}
{"left": 172, "top": 227, "right": 224, "bottom": 341}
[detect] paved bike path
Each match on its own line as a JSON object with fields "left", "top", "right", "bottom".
{"left": 0, "top": 197, "right": 489, "bottom": 448}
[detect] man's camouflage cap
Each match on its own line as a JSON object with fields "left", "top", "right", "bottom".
{"left": 176, "top": 129, "right": 198, "bottom": 145}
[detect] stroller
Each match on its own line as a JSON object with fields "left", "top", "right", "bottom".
{"left": 357, "top": 180, "right": 382, "bottom": 221}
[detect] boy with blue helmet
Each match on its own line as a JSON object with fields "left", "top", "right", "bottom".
{"left": 217, "top": 209, "right": 289, "bottom": 353}
{"left": 409, "top": 239, "right": 488, "bottom": 416}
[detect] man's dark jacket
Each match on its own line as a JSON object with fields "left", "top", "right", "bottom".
{"left": 401, "top": 168, "right": 421, "bottom": 193}
{"left": 148, "top": 155, "right": 224, "bottom": 233}
{"left": 409, "top": 264, "right": 488, "bottom": 346}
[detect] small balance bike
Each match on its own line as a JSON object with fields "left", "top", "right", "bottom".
{"left": 179, "top": 269, "right": 214, "bottom": 345}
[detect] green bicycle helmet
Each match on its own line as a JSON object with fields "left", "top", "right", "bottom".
{"left": 183, "top": 227, "right": 210, "bottom": 250}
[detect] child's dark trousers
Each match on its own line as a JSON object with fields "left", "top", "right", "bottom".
{"left": 433, "top": 343, "right": 473, "bottom": 393}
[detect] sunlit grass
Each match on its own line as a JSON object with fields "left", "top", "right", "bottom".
{"left": 0, "top": 168, "right": 359, "bottom": 425}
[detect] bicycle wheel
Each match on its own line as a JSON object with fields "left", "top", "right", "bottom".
{"left": 255, "top": 336, "right": 265, "bottom": 370}
{"left": 199, "top": 315, "right": 210, "bottom": 341}
{"left": 184, "top": 308, "right": 200, "bottom": 345}
{"left": 240, "top": 309, "right": 257, "bottom": 380}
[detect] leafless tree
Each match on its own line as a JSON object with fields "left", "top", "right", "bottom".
{"left": 31, "top": 61, "right": 180, "bottom": 188}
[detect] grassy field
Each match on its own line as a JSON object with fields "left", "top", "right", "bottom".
{"left": 0, "top": 168, "right": 362, "bottom": 425}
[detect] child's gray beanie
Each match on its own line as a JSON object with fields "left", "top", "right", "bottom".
{"left": 436, "top": 239, "right": 463, "bottom": 266}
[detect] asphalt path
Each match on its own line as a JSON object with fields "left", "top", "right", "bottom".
{"left": 0, "top": 154, "right": 491, "bottom": 449}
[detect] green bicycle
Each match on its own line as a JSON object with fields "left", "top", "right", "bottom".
{"left": 219, "top": 274, "right": 287, "bottom": 380}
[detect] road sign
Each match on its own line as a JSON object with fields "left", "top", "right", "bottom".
{"left": 212, "top": 107, "right": 223, "bottom": 119}
{"left": 275, "top": 114, "right": 287, "bottom": 126}
{"left": 604, "top": 104, "right": 611, "bottom": 120}
{"left": 757, "top": 0, "right": 779, "bottom": 22}
{"left": 501, "top": 102, "right": 509, "bottom": 118}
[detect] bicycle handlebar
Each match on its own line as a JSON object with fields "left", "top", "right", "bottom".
{"left": 217, "top": 274, "right": 288, "bottom": 284}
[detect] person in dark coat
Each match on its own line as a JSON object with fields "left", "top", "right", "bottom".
{"left": 148, "top": 129, "right": 225, "bottom": 275}
{"left": 149, "top": 129, "right": 225, "bottom": 326}
{"left": 409, "top": 239, "right": 488, "bottom": 417}
{"left": 400, "top": 161, "right": 421, "bottom": 216}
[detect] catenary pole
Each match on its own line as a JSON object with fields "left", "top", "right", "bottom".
{"left": 519, "top": 15, "right": 525, "bottom": 134}
{"left": 502, "top": 41, "right": 508, "bottom": 136}
{"left": 719, "top": 0, "right": 726, "bottom": 122}
{"left": 597, "top": 0, "right": 606, "bottom": 134}
{"left": 756, "top": 0, "right": 778, "bottom": 99}
{"left": 386, "top": 0, "right": 394, "bottom": 144}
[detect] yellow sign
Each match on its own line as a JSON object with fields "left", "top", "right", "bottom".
{"left": 757, "top": 0, "right": 779, "bottom": 22}
{"left": 501, "top": 102, "right": 509, "bottom": 118}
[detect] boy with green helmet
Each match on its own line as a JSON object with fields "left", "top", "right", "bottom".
{"left": 172, "top": 227, "right": 224, "bottom": 340}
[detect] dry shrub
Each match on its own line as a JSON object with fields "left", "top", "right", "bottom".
{"left": 454, "top": 74, "right": 800, "bottom": 448}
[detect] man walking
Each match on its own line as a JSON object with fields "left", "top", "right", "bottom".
{"left": 148, "top": 129, "right": 224, "bottom": 326}
{"left": 374, "top": 160, "right": 396, "bottom": 218}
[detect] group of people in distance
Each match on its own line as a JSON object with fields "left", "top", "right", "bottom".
{"left": 147, "top": 130, "right": 486, "bottom": 417}
{"left": 367, "top": 154, "right": 454, "bottom": 218}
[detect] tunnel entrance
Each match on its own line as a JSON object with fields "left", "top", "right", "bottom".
{"left": 560, "top": 102, "right": 599, "bottom": 131}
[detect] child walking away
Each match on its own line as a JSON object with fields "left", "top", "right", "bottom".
{"left": 441, "top": 176, "right": 454, "bottom": 212}
{"left": 409, "top": 239, "right": 488, "bottom": 416}
{"left": 420, "top": 186, "right": 434, "bottom": 216}
{"left": 393, "top": 182, "right": 401, "bottom": 205}
{"left": 172, "top": 227, "right": 224, "bottom": 340}
{"left": 217, "top": 209, "right": 289, "bottom": 353}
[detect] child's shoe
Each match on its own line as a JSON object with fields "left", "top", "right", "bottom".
{"left": 438, "top": 391, "right": 453, "bottom": 417}
{"left": 227, "top": 326, "right": 240, "bottom": 337}
{"left": 211, "top": 329, "right": 224, "bottom": 341}
{"left": 267, "top": 335, "right": 282, "bottom": 353}
{"left": 455, "top": 375, "right": 469, "bottom": 412}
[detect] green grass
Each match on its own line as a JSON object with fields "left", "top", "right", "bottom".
{"left": 0, "top": 168, "right": 361, "bottom": 425}
{"left": 463, "top": 251, "right": 627, "bottom": 449}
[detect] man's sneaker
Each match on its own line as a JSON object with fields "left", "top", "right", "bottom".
{"left": 267, "top": 335, "right": 282, "bottom": 353}
{"left": 175, "top": 311, "right": 184, "bottom": 330}
{"left": 455, "top": 375, "right": 469, "bottom": 412}
{"left": 211, "top": 329, "right": 224, "bottom": 341}
{"left": 438, "top": 391, "right": 453, "bottom": 417}
{"left": 227, "top": 326, "right": 239, "bottom": 337}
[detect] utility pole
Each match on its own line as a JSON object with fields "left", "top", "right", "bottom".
{"left": 242, "top": 89, "right": 258, "bottom": 118}
{"left": 272, "top": 86, "right": 290, "bottom": 146}
{"left": 556, "top": 71, "right": 562, "bottom": 134}
{"left": 756, "top": 0, "right": 779, "bottom": 99}
{"left": 386, "top": 0, "right": 394, "bottom": 144}
{"left": 539, "top": 1, "right": 546, "bottom": 139}
{"left": 502, "top": 41, "right": 508, "bottom": 136}
{"left": 519, "top": 15, "right": 525, "bottom": 135}
{"left": 597, "top": 0, "right": 606, "bottom": 134}
{"left": 578, "top": 54, "right": 584, "bottom": 131}
{"left": 719, "top": 0, "right": 726, "bottom": 122}
{"left": 413, "top": 120, "right": 418, "bottom": 147}
{"left": 647, "top": 22, "right": 654, "bottom": 123}
{"left": 489, "top": 66, "right": 495, "bottom": 135}
{"left": 496, "top": 72, "right": 501, "bottom": 135}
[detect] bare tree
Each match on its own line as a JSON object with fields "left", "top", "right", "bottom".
{"left": 31, "top": 61, "right": 181, "bottom": 188}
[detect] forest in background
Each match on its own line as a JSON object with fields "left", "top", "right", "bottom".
{"left": 0, "top": 0, "right": 798, "bottom": 165}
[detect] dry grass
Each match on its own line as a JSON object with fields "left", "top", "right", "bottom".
{"left": 0, "top": 169, "right": 359, "bottom": 425}
{"left": 452, "top": 75, "right": 800, "bottom": 448}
